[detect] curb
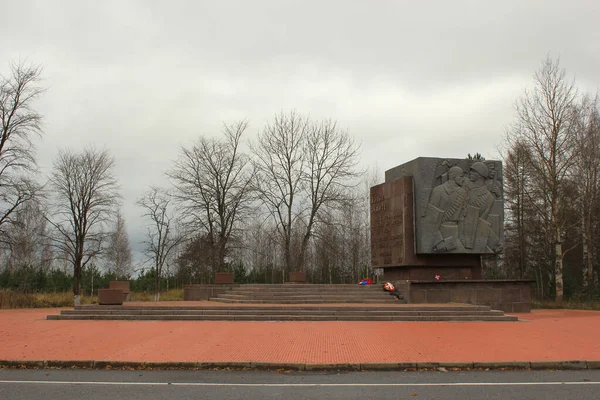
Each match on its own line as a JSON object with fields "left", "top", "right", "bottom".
{"left": 1, "top": 360, "right": 600, "bottom": 371}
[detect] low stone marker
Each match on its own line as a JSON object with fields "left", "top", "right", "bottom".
{"left": 98, "top": 289, "right": 124, "bottom": 305}
{"left": 109, "top": 281, "right": 130, "bottom": 301}
{"left": 289, "top": 272, "right": 306, "bottom": 283}
{"left": 215, "top": 272, "right": 234, "bottom": 284}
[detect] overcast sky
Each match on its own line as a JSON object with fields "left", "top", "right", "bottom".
{"left": 1, "top": 0, "right": 599, "bottom": 265}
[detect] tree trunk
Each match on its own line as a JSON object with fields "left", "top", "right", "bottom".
{"left": 582, "top": 204, "right": 590, "bottom": 288}
{"left": 154, "top": 268, "right": 160, "bottom": 302}
{"left": 73, "top": 262, "right": 81, "bottom": 306}
{"left": 284, "top": 235, "right": 291, "bottom": 282}
{"left": 555, "top": 227, "right": 564, "bottom": 301}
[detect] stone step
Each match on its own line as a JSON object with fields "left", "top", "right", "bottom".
{"left": 218, "top": 292, "right": 392, "bottom": 298}
{"left": 226, "top": 286, "right": 384, "bottom": 291}
{"left": 48, "top": 314, "right": 517, "bottom": 322}
{"left": 60, "top": 309, "right": 505, "bottom": 316}
{"left": 210, "top": 298, "right": 402, "bottom": 304}
{"left": 221, "top": 291, "right": 388, "bottom": 296}
{"left": 238, "top": 284, "right": 378, "bottom": 287}
{"left": 52, "top": 302, "right": 516, "bottom": 321}
{"left": 74, "top": 304, "right": 492, "bottom": 312}
{"left": 217, "top": 292, "right": 391, "bottom": 300}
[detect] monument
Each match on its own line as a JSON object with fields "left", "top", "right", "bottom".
{"left": 370, "top": 157, "right": 531, "bottom": 312}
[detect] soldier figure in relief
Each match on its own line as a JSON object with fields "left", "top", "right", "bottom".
{"left": 464, "top": 162, "right": 494, "bottom": 220}
{"left": 459, "top": 161, "right": 496, "bottom": 251}
{"left": 429, "top": 166, "right": 467, "bottom": 222}
{"left": 428, "top": 166, "right": 468, "bottom": 253}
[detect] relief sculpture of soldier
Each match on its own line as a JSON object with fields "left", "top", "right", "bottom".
{"left": 460, "top": 162, "right": 496, "bottom": 252}
{"left": 425, "top": 161, "right": 501, "bottom": 254}
{"left": 428, "top": 166, "right": 467, "bottom": 253}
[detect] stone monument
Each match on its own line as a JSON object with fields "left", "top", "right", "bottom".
{"left": 370, "top": 157, "right": 531, "bottom": 312}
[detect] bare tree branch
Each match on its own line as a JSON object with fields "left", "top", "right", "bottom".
{"left": 251, "top": 111, "right": 362, "bottom": 276}
{"left": 168, "top": 120, "right": 255, "bottom": 278}
{"left": 0, "top": 62, "right": 44, "bottom": 242}
{"left": 46, "top": 147, "right": 120, "bottom": 304}
{"left": 137, "top": 187, "right": 185, "bottom": 300}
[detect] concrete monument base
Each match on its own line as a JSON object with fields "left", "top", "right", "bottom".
{"left": 405, "top": 279, "right": 533, "bottom": 313}
{"left": 383, "top": 265, "right": 482, "bottom": 280}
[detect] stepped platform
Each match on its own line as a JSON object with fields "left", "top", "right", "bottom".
{"left": 47, "top": 301, "right": 518, "bottom": 321}
{"left": 201, "top": 283, "right": 402, "bottom": 304}
{"left": 48, "top": 284, "right": 519, "bottom": 321}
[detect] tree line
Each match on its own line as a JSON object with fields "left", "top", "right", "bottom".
{"left": 0, "top": 62, "right": 368, "bottom": 303}
{"left": 500, "top": 56, "right": 599, "bottom": 302}
{"left": 0, "top": 57, "right": 598, "bottom": 304}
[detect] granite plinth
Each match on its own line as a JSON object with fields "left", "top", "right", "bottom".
{"left": 407, "top": 280, "right": 533, "bottom": 313}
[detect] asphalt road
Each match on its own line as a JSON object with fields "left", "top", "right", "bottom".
{"left": 1, "top": 368, "right": 600, "bottom": 400}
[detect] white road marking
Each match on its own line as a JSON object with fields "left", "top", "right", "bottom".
{"left": 0, "top": 380, "right": 599, "bottom": 387}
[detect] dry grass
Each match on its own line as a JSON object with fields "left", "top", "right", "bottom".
{"left": 0, "top": 288, "right": 185, "bottom": 309}
{"left": 0, "top": 290, "right": 96, "bottom": 309}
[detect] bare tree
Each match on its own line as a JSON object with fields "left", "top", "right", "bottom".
{"left": 6, "top": 198, "right": 51, "bottom": 270}
{"left": 252, "top": 111, "right": 362, "bottom": 277}
{"left": 573, "top": 94, "right": 600, "bottom": 289}
{"left": 105, "top": 209, "right": 133, "bottom": 279}
{"left": 251, "top": 111, "right": 307, "bottom": 278}
{"left": 47, "top": 147, "right": 120, "bottom": 305}
{"left": 0, "top": 62, "right": 44, "bottom": 241}
{"left": 168, "top": 120, "right": 255, "bottom": 279}
{"left": 508, "top": 56, "right": 579, "bottom": 301}
{"left": 503, "top": 139, "right": 533, "bottom": 280}
{"left": 137, "top": 187, "right": 184, "bottom": 301}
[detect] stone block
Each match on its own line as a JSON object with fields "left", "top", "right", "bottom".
{"left": 490, "top": 302, "right": 509, "bottom": 312}
{"left": 520, "top": 286, "right": 531, "bottom": 302}
{"left": 473, "top": 361, "right": 530, "bottom": 369}
{"left": 530, "top": 360, "right": 587, "bottom": 370}
{"left": 250, "top": 362, "right": 306, "bottom": 370}
{"left": 98, "top": 289, "right": 123, "bottom": 305}
{"left": 450, "top": 288, "right": 476, "bottom": 303}
{"left": 0, "top": 360, "right": 46, "bottom": 368}
{"left": 360, "top": 363, "right": 417, "bottom": 370}
{"left": 46, "top": 360, "right": 94, "bottom": 368}
{"left": 560, "top": 361, "right": 588, "bottom": 369}
{"left": 215, "top": 273, "right": 234, "bottom": 284}
{"left": 476, "top": 288, "right": 500, "bottom": 303}
{"left": 438, "top": 362, "right": 474, "bottom": 369}
{"left": 289, "top": 272, "right": 306, "bottom": 283}
{"left": 410, "top": 289, "right": 428, "bottom": 303}
{"left": 109, "top": 281, "right": 130, "bottom": 301}
{"left": 510, "top": 302, "right": 531, "bottom": 313}
{"left": 305, "top": 363, "right": 360, "bottom": 371}
{"left": 587, "top": 361, "right": 600, "bottom": 369}
{"left": 93, "top": 360, "right": 143, "bottom": 369}
{"left": 144, "top": 361, "right": 199, "bottom": 369}
{"left": 501, "top": 288, "right": 521, "bottom": 302}
{"left": 426, "top": 289, "right": 452, "bottom": 303}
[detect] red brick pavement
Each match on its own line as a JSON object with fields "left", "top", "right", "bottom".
{"left": 0, "top": 307, "right": 599, "bottom": 364}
